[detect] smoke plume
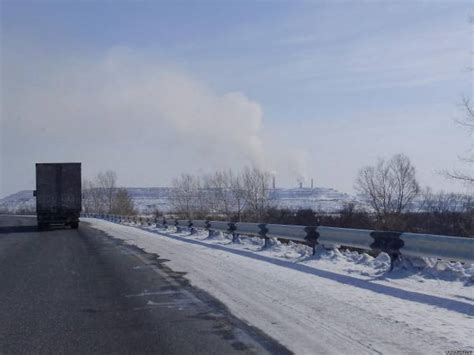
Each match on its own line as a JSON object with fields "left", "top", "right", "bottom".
{"left": 2, "top": 46, "right": 308, "bottom": 193}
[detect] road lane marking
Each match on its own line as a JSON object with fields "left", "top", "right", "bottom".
{"left": 125, "top": 290, "right": 183, "bottom": 298}
{"left": 133, "top": 299, "right": 197, "bottom": 311}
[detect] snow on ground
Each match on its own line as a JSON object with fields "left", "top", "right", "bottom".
{"left": 85, "top": 218, "right": 474, "bottom": 355}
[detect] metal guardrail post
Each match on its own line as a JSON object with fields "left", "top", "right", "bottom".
{"left": 259, "top": 224, "right": 269, "bottom": 248}
{"left": 304, "top": 226, "right": 320, "bottom": 255}
{"left": 189, "top": 220, "right": 196, "bottom": 235}
{"left": 370, "top": 231, "right": 404, "bottom": 269}
{"left": 205, "top": 220, "right": 211, "bottom": 237}
{"left": 229, "top": 222, "right": 237, "bottom": 242}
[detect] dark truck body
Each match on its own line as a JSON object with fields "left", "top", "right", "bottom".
{"left": 34, "top": 163, "right": 82, "bottom": 229}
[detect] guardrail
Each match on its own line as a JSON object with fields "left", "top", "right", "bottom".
{"left": 82, "top": 213, "right": 474, "bottom": 266}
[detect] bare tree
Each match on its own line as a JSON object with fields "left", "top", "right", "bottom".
{"left": 214, "top": 170, "right": 234, "bottom": 216}
{"left": 391, "top": 154, "right": 420, "bottom": 213}
{"left": 82, "top": 179, "right": 95, "bottom": 213}
{"left": 355, "top": 154, "right": 420, "bottom": 217}
{"left": 204, "top": 169, "right": 251, "bottom": 221}
{"left": 457, "top": 97, "right": 474, "bottom": 131}
{"left": 445, "top": 97, "right": 474, "bottom": 185}
{"left": 111, "top": 188, "right": 135, "bottom": 215}
{"left": 229, "top": 172, "right": 247, "bottom": 222}
{"left": 170, "top": 173, "right": 204, "bottom": 218}
{"left": 241, "top": 166, "right": 271, "bottom": 220}
{"left": 82, "top": 179, "right": 107, "bottom": 213}
{"left": 170, "top": 167, "right": 273, "bottom": 221}
{"left": 200, "top": 174, "right": 218, "bottom": 214}
{"left": 421, "top": 188, "right": 472, "bottom": 214}
{"left": 97, "top": 171, "right": 118, "bottom": 212}
{"left": 203, "top": 170, "right": 239, "bottom": 218}
{"left": 82, "top": 171, "right": 120, "bottom": 214}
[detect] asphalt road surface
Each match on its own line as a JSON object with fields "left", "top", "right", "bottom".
{"left": 0, "top": 215, "right": 289, "bottom": 354}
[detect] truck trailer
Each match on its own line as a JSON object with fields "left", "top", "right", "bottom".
{"left": 34, "top": 162, "right": 82, "bottom": 229}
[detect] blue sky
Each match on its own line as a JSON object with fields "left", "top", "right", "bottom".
{"left": 1, "top": 0, "right": 473, "bottom": 197}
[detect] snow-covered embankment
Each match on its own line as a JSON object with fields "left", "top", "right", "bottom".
{"left": 85, "top": 218, "right": 474, "bottom": 354}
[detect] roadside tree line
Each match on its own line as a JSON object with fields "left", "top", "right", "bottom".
{"left": 170, "top": 154, "right": 423, "bottom": 222}
{"left": 78, "top": 153, "right": 471, "bottom": 236}
{"left": 170, "top": 167, "right": 273, "bottom": 221}
{"left": 167, "top": 154, "right": 472, "bottom": 236}
{"left": 82, "top": 171, "right": 135, "bottom": 215}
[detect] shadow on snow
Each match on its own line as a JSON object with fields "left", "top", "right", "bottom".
{"left": 142, "top": 226, "right": 474, "bottom": 317}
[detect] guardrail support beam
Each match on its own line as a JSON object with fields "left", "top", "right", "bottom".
{"left": 305, "top": 226, "right": 320, "bottom": 255}
{"left": 259, "top": 224, "right": 269, "bottom": 248}
{"left": 370, "top": 231, "right": 404, "bottom": 270}
{"left": 189, "top": 220, "right": 197, "bottom": 235}
{"left": 229, "top": 223, "right": 237, "bottom": 243}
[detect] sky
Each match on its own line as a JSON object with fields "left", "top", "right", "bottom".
{"left": 1, "top": 0, "right": 473, "bottom": 198}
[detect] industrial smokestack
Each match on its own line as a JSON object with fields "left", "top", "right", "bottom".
{"left": 311, "top": 178, "right": 314, "bottom": 189}
{"left": 299, "top": 181, "right": 303, "bottom": 189}
{"left": 272, "top": 176, "right": 276, "bottom": 189}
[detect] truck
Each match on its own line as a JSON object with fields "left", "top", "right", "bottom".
{"left": 34, "top": 163, "right": 82, "bottom": 229}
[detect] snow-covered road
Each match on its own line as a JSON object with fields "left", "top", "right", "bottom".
{"left": 85, "top": 218, "right": 474, "bottom": 354}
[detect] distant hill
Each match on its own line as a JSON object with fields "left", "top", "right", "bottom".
{"left": 0, "top": 187, "right": 360, "bottom": 214}
{"left": 0, "top": 190, "right": 36, "bottom": 213}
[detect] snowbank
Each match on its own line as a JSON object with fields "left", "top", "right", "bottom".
{"left": 86, "top": 219, "right": 474, "bottom": 354}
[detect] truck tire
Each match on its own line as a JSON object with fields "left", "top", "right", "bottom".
{"left": 70, "top": 222, "right": 79, "bottom": 229}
